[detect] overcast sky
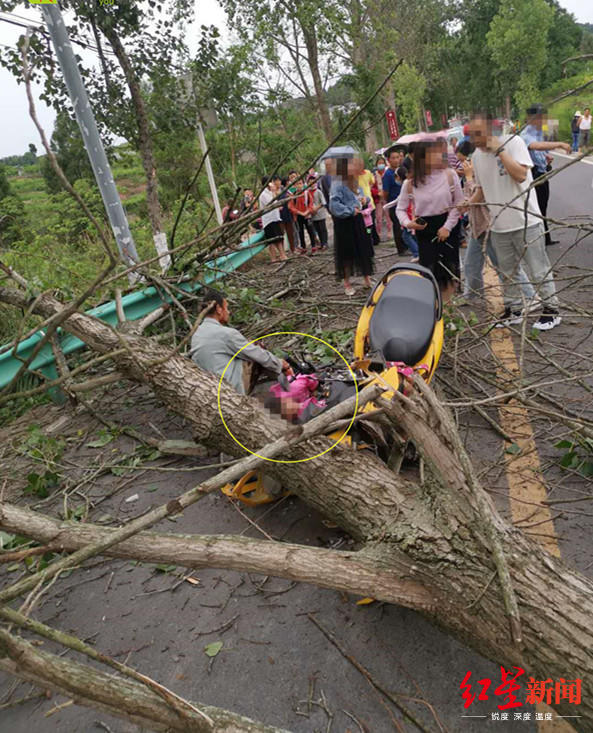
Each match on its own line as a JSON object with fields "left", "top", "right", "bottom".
{"left": 1, "top": 0, "right": 592, "bottom": 159}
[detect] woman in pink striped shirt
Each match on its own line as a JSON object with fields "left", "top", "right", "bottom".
{"left": 396, "top": 139, "right": 464, "bottom": 301}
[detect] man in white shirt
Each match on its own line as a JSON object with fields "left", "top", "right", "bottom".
{"left": 579, "top": 107, "right": 591, "bottom": 152}
{"left": 259, "top": 175, "right": 287, "bottom": 262}
{"left": 468, "top": 112, "right": 561, "bottom": 331}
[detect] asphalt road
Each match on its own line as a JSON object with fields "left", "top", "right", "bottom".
{"left": 1, "top": 157, "right": 591, "bottom": 733}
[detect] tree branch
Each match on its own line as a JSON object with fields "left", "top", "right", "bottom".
{"left": 0, "top": 503, "right": 436, "bottom": 611}
{"left": 0, "top": 629, "right": 286, "bottom": 732}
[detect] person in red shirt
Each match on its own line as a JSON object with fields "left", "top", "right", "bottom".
{"left": 288, "top": 179, "right": 321, "bottom": 254}
{"left": 373, "top": 155, "right": 391, "bottom": 241}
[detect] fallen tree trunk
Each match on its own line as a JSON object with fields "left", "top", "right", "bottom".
{"left": 0, "top": 629, "right": 287, "bottom": 733}
{"left": 0, "top": 504, "right": 436, "bottom": 611}
{"left": 1, "top": 286, "right": 592, "bottom": 728}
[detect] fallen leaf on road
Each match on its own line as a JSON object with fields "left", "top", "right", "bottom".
{"left": 204, "top": 641, "right": 223, "bottom": 657}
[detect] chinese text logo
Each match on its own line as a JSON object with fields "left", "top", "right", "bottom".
{"left": 461, "top": 667, "right": 581, "bottom": 713}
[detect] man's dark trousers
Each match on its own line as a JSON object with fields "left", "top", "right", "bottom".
{"left": 389, "top": 207, "right": 407, "bottom": 254}
{"left": 532, "top": 168, "right": 552, "bottom": 247}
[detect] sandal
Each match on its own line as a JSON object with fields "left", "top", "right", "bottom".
{"left": 345, "top": 285, "right": 356, "bottom": 296}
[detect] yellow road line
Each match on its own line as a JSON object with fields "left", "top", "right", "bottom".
{"left": 483, "top": 267, "right": 574, "bottom": 732}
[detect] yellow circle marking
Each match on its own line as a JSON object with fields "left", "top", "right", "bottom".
{"left": 216, "top": 331, "right": 359, "bottom": 463}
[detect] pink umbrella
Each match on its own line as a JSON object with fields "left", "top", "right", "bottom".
{"left": 375, "top": 130, "right": 449, "bottom": 154}
{"left": 396, "top": 130, "right": 449, "bottom": 144}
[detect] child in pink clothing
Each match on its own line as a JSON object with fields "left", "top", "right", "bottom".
{"left": 360, "top": 196, "right": 374, "bottom": 231}
{"left": 267, "top": 374, "right": 326, "bottom": 423}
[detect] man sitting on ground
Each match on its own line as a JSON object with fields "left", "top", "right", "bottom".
{"left": 190, "top": 291, "right": 292, "bottom": 394}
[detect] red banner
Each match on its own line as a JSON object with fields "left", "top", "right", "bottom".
{"left": 425, "top": 109, "right": 433, "bottom": 128}
{"left": 385, "top": 109, "right": 399, "bottom": 140}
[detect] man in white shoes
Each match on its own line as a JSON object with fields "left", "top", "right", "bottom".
{"left": 468, "top": 111, "right": 561, "bottom": 331}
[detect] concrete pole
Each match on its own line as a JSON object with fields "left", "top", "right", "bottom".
{"left": 42, "top": 5, "right": 140, "bottom": 273}
{"left": 197, "top": 118, "right": 223, "bottom": 225}
{"left": 182, "top": 73, "right": 222, "bottom": 225}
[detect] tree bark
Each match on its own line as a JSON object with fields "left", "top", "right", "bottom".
{"left": 100, "top": 25, "right": 164, "bottom": 243}
{"left": 0, "top": 504, "right": 436, "bottom": 611}
{"left": 347, "top": 0, "right": 380, "bottom": 153}
{"left": 1, "top": 286, "right": 592, "bottom": 729}
{"left": 300, "top": 22, "right": 333, "bottom": 143}
{"left": 0, "top": 629, "right": 287, "bottom": 733}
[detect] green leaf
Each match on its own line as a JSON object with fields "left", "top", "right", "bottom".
{"left": 154, "top": 563, "right": 176, "bottom": 573}
{"left": 559, "top": 451, "right": 576, "bottom": 468}
{"left": 24, "top": 472, "right": 48, "bottom": 498}
{"left": 44, "top": 471, "right": 59, "bottom": 489}
{"left": 554, "top": 440, "right": 574, "bottom": 451}
{"left": 146, "top": 485, "right": 159, "bottom": 492}
{"left": 0, "top": 531, "right": 16, "bottom": 549}
{"left": 505, "top": 443, "right": 521, "bottom": 455}
{"left": 204, "top": 641, "right": 223, "bottom": 657}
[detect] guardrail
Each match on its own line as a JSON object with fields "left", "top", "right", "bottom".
{"left": 0, "top": 233, "right": 265, "bottom": 398}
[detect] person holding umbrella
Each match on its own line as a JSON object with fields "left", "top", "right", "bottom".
{"left": 326, "top": 147, "right": 375, "bottom": 296}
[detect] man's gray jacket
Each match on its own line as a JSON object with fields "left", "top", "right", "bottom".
{"left": 190, "top": 317, "right": 283, "bottom": 394}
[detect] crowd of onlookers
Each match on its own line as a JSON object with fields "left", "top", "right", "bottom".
{"left": 223, "top": 101, "right": 588, "bottom": 332}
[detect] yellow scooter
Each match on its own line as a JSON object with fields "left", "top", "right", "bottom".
{"left": 221, "top": 263, "right": 444, "bottom": 504}
{"left": 358, "top": 262, "right": 443, "bottom": 383}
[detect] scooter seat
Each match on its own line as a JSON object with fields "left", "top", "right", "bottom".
{"left": 369, "top": 273, "right": 436, "bottom": 366}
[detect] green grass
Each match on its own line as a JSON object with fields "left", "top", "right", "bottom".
{"left": 0, "top": 145, "right": 217, "bottom": 342}
{"left": 543, "top": 69, "right": 593, "bottom": 141}
{"left": 9, "top": 175, "right": 45, "bottom": 195}
{"left": 111, "top": 164, "right": 145, "bottom": 180}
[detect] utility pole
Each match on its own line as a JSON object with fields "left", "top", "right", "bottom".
{"left": 183, "top": 74, "right": 222, "bottom": 226}
{"left": 41, "top": 5, "right": 141, "bottom": 277}
{"left": 197, "top": 118, "right": 223, "bottom": 225}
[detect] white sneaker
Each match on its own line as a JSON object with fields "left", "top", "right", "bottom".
{"left": 494, "top": 307, "right": 523, "bottom": 328}
{"left": 533, "top": 311, "right": 561, "bottom": 331}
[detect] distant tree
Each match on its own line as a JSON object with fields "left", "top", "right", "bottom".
{"left": 0, "top": 194, "right": 27, "bottom": 248}
{"left": 220, "top": 0, "right": 337, "bottom": 143}
{"left": 487, "top": 0, "right": 554, "bottom": 114}
{"left": 40, "top": 112, "right": 94, "bottom": 194}
{"left": 392, "top": 63, "right": 427, "bottom": 133}
{"left": 0, "top": 0, "right": 197, "bottom": 252}
{"left": 442, "top": 0, "right": 502, "bottom": 113}
{"left": 0, "top": 166, "right": 10, "bottom": 201}
{"left": 540, "top": 0, "right": 584, "bottom": 89}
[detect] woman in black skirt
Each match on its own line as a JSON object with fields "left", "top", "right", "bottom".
{"left": 396, "top": 138, "right": 464, "bottom": 301}
{"left": 328, "top": 157, "right": 374, "bottom": 296}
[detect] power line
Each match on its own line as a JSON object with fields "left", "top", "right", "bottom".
{"left": 0, "top": 13, "right": 115, "bottom": 56}
{"left": 0, "top": 9, "right": 43, "bottom": 25}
